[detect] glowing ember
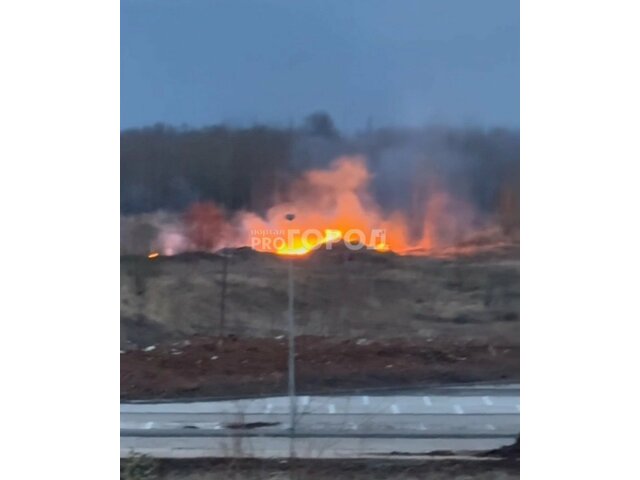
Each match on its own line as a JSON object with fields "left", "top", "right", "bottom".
{"left": 374, "top": 243, "right": 390, "bottom": 252}
{"left": 275, "top": 228, "right": 343, "bottom": 256}
{"left": 147, "top": 252, "right": 160, "bottom": 259}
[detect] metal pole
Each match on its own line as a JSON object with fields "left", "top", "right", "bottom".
{"left": 284, "top": 212, "right": 296, "bottom": 434}
{"left": 219, "top": 253, "right": 228, "bottom": 336}
{"left": 287, "top": 255, "right": 296, "bottom": 432}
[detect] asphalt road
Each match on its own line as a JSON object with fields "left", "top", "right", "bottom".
{"left": 121, "top": 384, "right": 519, "bottom": 458}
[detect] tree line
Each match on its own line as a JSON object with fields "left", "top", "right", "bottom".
{"left": 121, "top": 112, "right": 519, "bottom": 232}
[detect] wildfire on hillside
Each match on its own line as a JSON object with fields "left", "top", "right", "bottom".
{"left": 130, "top": 156, "right": 517, "bottom": 258}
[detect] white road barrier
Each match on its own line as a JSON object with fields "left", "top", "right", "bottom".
{"left": 121, "top": 384, "right": 520, "bottom": 459}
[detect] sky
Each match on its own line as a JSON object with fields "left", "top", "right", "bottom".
{"left": 121, "top": 0, "right": 519, "bottom": 132}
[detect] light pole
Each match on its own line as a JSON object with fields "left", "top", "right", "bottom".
{"left": 285, "top": 213, "right": 296, "bottom": 433}
{"left": 218, "top": 251, "right": 231, "bottom": 338}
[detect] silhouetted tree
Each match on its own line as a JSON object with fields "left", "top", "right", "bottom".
{"left": 303, "top": 112, "right": 338, "bottom": 138}
{"left": 120, "top": 121, "right": 519, "bottom": 234}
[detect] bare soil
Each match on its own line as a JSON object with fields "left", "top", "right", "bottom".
{"left": 121, "top": 456, "right": 519, "bottom": 480}
{"left": 120, "top": 246, "right": 519, "bottom": 399}
{"left": 121, "top": 335, "right": 518, "bottom": 399}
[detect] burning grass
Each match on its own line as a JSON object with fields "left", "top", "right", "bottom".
{"left": 122, "top": 156, "right": 518, "bottom": 258}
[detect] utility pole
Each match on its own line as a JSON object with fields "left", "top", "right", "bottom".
{"left": 285, "top": 213, "right": 296, "bottom": 433}
{"left": 219, "top": 252, "right": 229, "bottom": 336}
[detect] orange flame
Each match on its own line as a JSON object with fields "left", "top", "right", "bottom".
{"left": 275, "top": 228, "right": 343, "bottom": 256}
{"left": 236, "top": 156, "right": 475, "bottom": 256}
{"left": 147, "top": 251, "right": 160, "bottom": 259}
{"left": 152, "top": 155, "right": 497, "bottom": 257}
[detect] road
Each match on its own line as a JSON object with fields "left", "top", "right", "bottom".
{"left": 121, "top": 384, "right": 519, "bottom": 458}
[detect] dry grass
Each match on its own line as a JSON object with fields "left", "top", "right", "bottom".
{"left": 121, "top": 248, "right": 519, "bottom": 349}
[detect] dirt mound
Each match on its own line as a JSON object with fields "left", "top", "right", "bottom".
{"left": 120, "top": 249, "right": 519, "bottom": 349}
{"left": 480, "top": 436, "right": 520, "bottom": 461}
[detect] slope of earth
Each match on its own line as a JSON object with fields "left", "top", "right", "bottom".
{"left": 121, "top": 246, "right": 519, "bottom": 349}
{"left": 120, "top": 335, "right": 518, "bottom": 399}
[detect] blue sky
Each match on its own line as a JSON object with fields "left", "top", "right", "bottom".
{"left": 121, "top": 0, "right": 519, "bottom": 131}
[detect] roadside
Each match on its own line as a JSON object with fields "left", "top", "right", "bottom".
{"left": 121, "top": 454, "right": 519, "bottom": 480}
{"left": 121, "top": 335, "right": 518, "bottom": 400}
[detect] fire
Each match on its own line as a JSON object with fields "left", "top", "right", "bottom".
{"left": 147, "top": 251, "right": 160, "bottom": 259}
{"left": 237, "top": 156, "right": 453, "bottom": 256}
{"left": 150, "top": 155, "right": 502, "bottom": 257}
{"left": 374, "top": 242, "right": 390, "bottom": 253}
{"left": 275, "top": 228, "right": 343, "bottom": 256}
